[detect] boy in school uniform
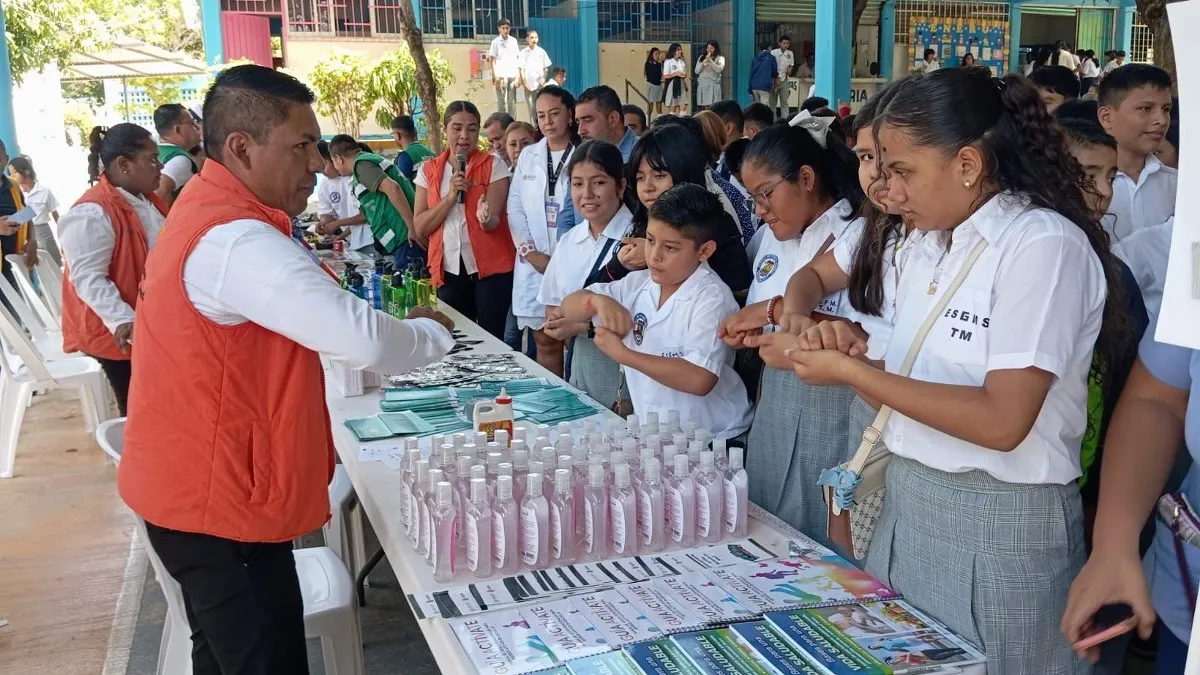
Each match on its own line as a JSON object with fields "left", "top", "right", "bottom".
{"left": 391, "top": 115, "right": 434, "bottom": 183}
{"left": 328, "top": 134, "right": 425, "bottom": 270}
{"left": 1030, "top": 65, "right": 1080, "bottom": 114}
{"left": 1098, "top": 64, "right": 1176, "bottom": 243}
{"left": 558, "top": 183, "right": 752, "bottom": 439}
{"left": 315, "top": 140, "right": 372, "bottom": 254}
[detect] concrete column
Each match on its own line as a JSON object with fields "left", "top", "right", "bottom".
{"left": 814, "top": 0, "right": 852, "bottom": 105}
{"left": 733, "top": 0, "right": 755, "bottom": 102}
{"left": 1008, "top": 0, "right": 1022, "bottom": 76}
{"left": 0, "top": 0, "right": 19, "bottom": 154}
{"left": 879, "top": 0, "right": 895, "bottom": 81}
{"left": 1116, "top": 0, "right": 1134, "bottom": 55}
{"left": 578, "top": 0, "right": 598, "bottom": 89}
{"left": 201, "top": 0, "right": 224, "bottom": 66}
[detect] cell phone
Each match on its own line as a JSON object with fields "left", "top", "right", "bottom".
{"left": 1073, "top": 603, "right": 1137, "bottom": 650}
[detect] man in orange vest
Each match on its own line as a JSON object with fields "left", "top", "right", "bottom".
{"left": 118, "top": 65, "right": 456, "bottom": 674}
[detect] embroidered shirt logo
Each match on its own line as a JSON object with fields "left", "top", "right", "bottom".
{"left": 755, "top": 254, "right": 779, "bottom": 283}
{"left": 632, "top": 312, "right": 648, "bottom": 345}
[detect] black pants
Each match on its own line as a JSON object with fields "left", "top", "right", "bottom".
{"left": 94, "top": 357, "right": 131, "bottom": 417}
{"left": 143, "top": 521, "right": 308, "bottom": 675}
{"left": 0, "top": 233, "right": 18, "bottom": 320}
{"left": 437, "top": 270, "right": 513, "bottom": 340}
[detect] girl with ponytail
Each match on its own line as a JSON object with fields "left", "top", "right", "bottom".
{"left": 782, "top": 67, "right": 1125, "bottom": 673}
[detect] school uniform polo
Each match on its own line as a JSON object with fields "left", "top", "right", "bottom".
{"left": 1107, "top": 153, "right": 1176, "bottom": 243}
{"left": 746, "top": 199, "right": 863, "bottom": 312}
{"left": 316, "top": 175, "right": 371, "bottom": 251}
{"left": 537, "top": 206, "right": 632, "bottom": 307}
{"left": 881, "top": 192, "right": 1107, "bottom": 484}
{"left": 833, "top": 226, "right": 927, "bottom": 360}
{"left": 588, "top": 263, "right": 753, "bottom": 439}
{"left": 1114, "top": 216, "right": 1172, "bottom": 318}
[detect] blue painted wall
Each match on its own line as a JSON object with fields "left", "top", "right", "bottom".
{"left": 201, "top": 0, "right": 224, "bottom": 65}
{"left": 529, "top": 18, "right": 586, "bottom": 90}
{"left": 0, "top": 0, "right": 18, "bottom": 154}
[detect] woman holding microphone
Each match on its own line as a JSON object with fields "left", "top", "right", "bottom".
{"left": 413, "top": 100, "right": 515, "bottom": 339}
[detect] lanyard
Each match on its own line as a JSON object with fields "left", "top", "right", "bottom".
{"left": 546, "top": 146, "right": 572, "bottom": 199}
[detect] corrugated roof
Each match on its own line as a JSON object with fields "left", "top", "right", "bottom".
{"left": 63, "top": 38, "right": 209, "bottom": 82}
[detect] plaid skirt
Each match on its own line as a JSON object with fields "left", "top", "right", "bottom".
{"left": 746, "top": 367, "right": 854, "bottom": 548}
{"left": 866, "top": 455, "right": 1091, "bottom": 674}
{"left": 568, "top": 336, "right": 623, "bottom": 412}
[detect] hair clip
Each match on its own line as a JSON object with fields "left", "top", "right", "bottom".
{"left": 787, "top": 110, "right": 832, "bottom": 149}
{"left": 992, "top": 77, "right": 1007, "bottom": 93}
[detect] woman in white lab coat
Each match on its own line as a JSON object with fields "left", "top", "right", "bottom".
{"left": 507, "top": 85, "right": 577, "bottom": 376}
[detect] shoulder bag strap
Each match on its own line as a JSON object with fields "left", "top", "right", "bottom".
{"left": 844, "top": 237, "right": 989, "bottom": 475}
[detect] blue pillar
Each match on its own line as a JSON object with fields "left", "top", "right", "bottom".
{"left": 733, "top": 0, "right": 755, "bottom": 103}
{"left": 879, "top": 0, "right": 895, "bottom": 81}
{"left": 1116, "top": 0, "right": 1134, "bottom": 55}
{"left": 1008, "top": 0, "right": 1022, "bottom": 76}
{"left": 814, "top": 0, "right": 851, "bottom": 106}
{"left": 201, "top": 0, "right": 224, "bottom": 66}
{"left": 411, "top": 0, "right": 422, "bottom": 29}
{"left": 0, "top": 0, "right": 18, "bottom": 155}
{"left": 578, "top": 1, "right": 599, "bottom": 89}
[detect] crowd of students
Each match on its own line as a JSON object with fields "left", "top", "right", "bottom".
{"left": 26, "top": 54, "right": 1195, "bottom": 673}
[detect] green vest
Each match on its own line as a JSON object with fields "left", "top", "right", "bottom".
{"left": 351, "top": 152, "right": 415, "bottom": 254}
{"left": 402, "top": 142, "right": 435, "bottom": 177}
{"left": 157, "top": 144, "right": 197, "bottom": 197}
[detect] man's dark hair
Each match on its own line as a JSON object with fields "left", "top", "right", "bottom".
{"left": 710, "top": 100, "right": 743, "bottom": 134}
{"left": 317, "top": 139, "right": 331, "bottom": 160}
{"left": 1058, "top": 117, "right": 1118, "bottom": 151}
{"left": 1117, "top": 50, "right": 1126, "bottom": 57}
{"left": 649, "top": 114, "right": 704, "bottom": 147}
{"left": 647, "top": 183, "right": 728, "bottom": 247}
{"left": 622, "top": 104, "right": 647, "bottom": 129}
{"left": 551, "top": 66, "right": 566, "bottom": 77}
{"left": 723, "top": 137, "right": 750, "bottom": 176}
{"left": 742, "top": 102, "right": 774, "bottom": 129}
{"left": 1098, "top": 63, "right": 1172, "bottom": 108}
{"left": 202, "top": 64, "right": 315, "bottom": 162}
{"left": 328, "top": 134, "right": 364, "bottom": 157}
{"left": 1053, "top": 98, "right": 1099, "bottom": 123}
{"left": 391, "top": 114, "right": 417, "bottom": 136}
{"left": 153, "top": 103, "right": 190, "bottom": 136}
{"left": 759, "top": 42, "right": 772, "bottom": 52}
{"left": 800, "top": 96, "right": 829, "bottom": 113}
{"left": 924, "top": 48, "right": 936, "bottom": 58}
{"left": 778, "top": 35, "right": 791, "bottom": 44}
{"left": 484, "top": 112, "right": 514, "bottom": 130}
{"left": 1031, "top": 65, "right": 1080, "bottom": 100}
{"left": 498, "top": 17, "right": 511, "bottom": 27}
{"left": 577, "top": 85, "right": 622, "bottom": 117}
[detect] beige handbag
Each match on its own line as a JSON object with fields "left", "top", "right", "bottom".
{"left": 822, "top": 238, "right": 988, "bottom": 561}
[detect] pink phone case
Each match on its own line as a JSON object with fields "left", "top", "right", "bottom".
{"left": 1073, "top": 616, "right": 1138, "bottom": 650}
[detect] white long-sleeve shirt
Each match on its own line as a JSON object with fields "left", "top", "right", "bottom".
{"left": 58, "top": 187, "right": 166, "bottom": 332}
{"left": 182, "top": 219, "right": 454, "bottom": 373}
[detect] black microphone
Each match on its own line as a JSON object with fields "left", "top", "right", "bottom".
{"left": 456, "top": 152, "right": 467, "bottom": 204}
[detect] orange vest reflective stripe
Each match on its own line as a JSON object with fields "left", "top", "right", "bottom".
{"left": 118, "top": 160, "right": 334, "bottom": 543}
{"left": 61, "top": 177, "right": 165, "bottom": 361}
{"left": 423, "top": 149, "right": 515, "bottom": 286}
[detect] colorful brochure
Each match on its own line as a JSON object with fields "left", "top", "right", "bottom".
{"left": 450, "top": 609, "right": 560, "bottom": 674}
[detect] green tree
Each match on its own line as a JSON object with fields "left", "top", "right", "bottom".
{"left": 126, "top": 77, "right": 186, "bottom": 117}
{"left": 308, "top": 51, "right": 374, "bottom": 137}
{"left": 367, "top": 46, "right": 456, "bottom": 130}
{"left": 1137, "top": 0, "right": 1177, "bottom": 86}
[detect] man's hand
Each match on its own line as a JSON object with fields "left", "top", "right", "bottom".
{"left": 316, "top": 221, "right": 339, "bottom": 236}
{"left": 590, "top": 294, "right": 633, "bottom": 337}
{"left": 113, "top": 322, "right": 134, "bottom": 353}
{"left": 593, "top": 326, "right": 628, "bottom": 362}
{"left": 23, "top": 238, "right": 37, "bottom": 269}
{"left": 406, "top": 306, "right": 455, "bottom": 333}
{"left": 524, "top": 251, "right": 551, "bottom": 274}
{"left": 0, "top": 218, "right": 18, "bottom": 237}
{"left": 616, "top": 237, "right": 647, "bottom": 270}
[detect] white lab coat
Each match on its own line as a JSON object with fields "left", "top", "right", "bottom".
{"left": 506, "top": 137, "right": 574, "bottom": 319}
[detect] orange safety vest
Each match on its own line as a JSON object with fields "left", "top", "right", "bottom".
{"left": 423, "top": 149, "right": 515, "bottom": 287}
{"left": 61, "top": 177, "right": 165, "bottom": 361}
{"left": 119, "top": 160, "right": 334, "bottom": 543}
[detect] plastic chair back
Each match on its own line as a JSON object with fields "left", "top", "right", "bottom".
{"left": 0, "top": 274, "right": 49, "bottom": 342}
{"left": 95, "top": 417, "right": 126, "bottom": 464}
{"left": 35, "top": 250, "right": 62, "bottom": 314}
{"left": 0, "top": 300, "right": 54, "bottom": 383}
{"left": 5, "top": 254, "right": 57, "bottom": 329}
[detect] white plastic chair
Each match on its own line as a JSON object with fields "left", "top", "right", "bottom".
{"left": 0, "top": 302, "right": 109, "bottom": 478}
{"left": 0, "top": 275, "right": 69, "bottom": 362}
{"left": 325, "top": 464, "right": 356, "bottom": 569}
{"left": 5, "top": 254, "right": 59, "bottom": 329}
{"left": 34, "top": 249, "right": 62, "bottom": 317}
{"left": 96, "top": 420, "right": 366, "bottom": 675}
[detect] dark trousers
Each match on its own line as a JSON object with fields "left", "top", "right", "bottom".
{"left": 94, "top": 357, "right": 131, "bottom": 417}
{"left": 144, "top": 521, "right": 309, "bottom": 675}
{"left": 438, "top": 270, "right": 513, "bottom": 340}
{"left": 0, "top": 233, "right": 18, "bottom": 320}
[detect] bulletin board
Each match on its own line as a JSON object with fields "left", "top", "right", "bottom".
{"left": 910, "top": 16, "right": 1009, "bottom": 75}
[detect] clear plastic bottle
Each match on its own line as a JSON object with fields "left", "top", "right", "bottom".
{"left": 430, "top": 435, "right": 446, "bottom": 452}
{"left": 666, "top": 410, "right": 681, "bottom": 434}
{"left": 452, "top": 432, "right": 468, "bottom": 450}
{"left": 621, "top": 438, "right": 639, "bottom": 469}
{"left": 645, "top": 411, "right": 659, "bottom": 430}
{"left": 432, "top": 481, "right": 457, "bottom": 582}
{"left": 724, "top": 446, "right": 749, "bottom": 537}
{"left": 643, "top": 434, "right": 661, "bottom": 455}
{"left": 713, "top": 438, "right": 729, "bottom": 473}
{"left": 555, "top": 455, "right": 573, "bottom": 500}
{"left": 512, "top": 449, "right": 530, "bottom": 506}
{"left": 423, "top": 468, "right": 444, "bottom": 563}
{"left": 672, "top": 433, "right": 688, "bottom": 454}
{"left": 404, "top": 437, "right": 420, "bottom": 453}
{"left": 412, "top": 459, "right": 431, "bottom": 552}
{"left": 492, "top": 475, "right": 519, "bottom": 575}
{"left": 473, "top": 431, "right": 489, "bottom": 448}
{"left": 486, "top": 451, "right": 504, "bottom": 479}
{"left": 466, "top": 477, "right": 493, "bottom": 578}
{"left": 695, "top": 428, "right": 713, "bottom": 451}
{"left": 639, "top": 458, "right": 666, "bottom": 553}
{"left": 687, "top": 441, "right": 703, "bottom": 475}
{"left": 683, "top": 419, "right": 699, "bottom": 442}
{"left": 572, "top": 448, "right": 589, "bottom": 540}
{"left": 549, "top": 468, "right": 575, "bottom": 565}
{"left": 401, "top": 448, "right": 421, "bottom": 543}
{"left": 462, "top": 443, "right": 478, "bottom": 462}
{"left": 441, "top": 445, "right": 458, "bottom": 484}
{"left": 667, "top": 453, "right": 695, "bottom": 548}
{"left": 495, "top": 429, "right": 510, "bottom": 449}
{"left": 520, "top": 472, "right": 549, "bottom": 570}
{"left": 583, "top": 463, "right": 609, "bottom": 561}
{"left": 694, "top": 451, "right": 724, "bottom": 544}
{"left": 625, "top": 414, "right": 640, "bottom": 440}
{"left": 610, "top": 463, "right": 638, "bottom": 555}
{"left": 454, "top": 455, "right": 473, "bottom": 551}
{"left": 512, "top": 425, "right": 529, "bottom": 447}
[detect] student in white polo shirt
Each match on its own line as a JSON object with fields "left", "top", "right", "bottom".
{"left": 782, "top": 69, "right": 1126, "bottom": 674}
{"left": 539, "top": 140, "right": 633, "bottom": 409}
{"left": 315, "top": 140, "right": 371, "bottom": 254}
{"left": 558, "top": 183, "right": 752, "bottom": 439}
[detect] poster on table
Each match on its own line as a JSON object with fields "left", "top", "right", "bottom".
{"left": 1156, "top": 0, "right": 1200, "bottom": 349}
{"left": 909, "top": 14, "right": 1008, "bottom": 75}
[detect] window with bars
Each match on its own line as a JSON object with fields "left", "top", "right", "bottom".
{"left": 286, "top": 0, "right": 372, "bottom": 34}
{"left": 1130, "top": 11, "right": 1154, "bottom": 64}
{"left": 596, "top": 0, "right": 692, "bottom": 42}
{"left": 222, "top": 0, "right": 282, "bottom": 12}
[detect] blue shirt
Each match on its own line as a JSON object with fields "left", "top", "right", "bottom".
{"left": 555, "top": 127, "right": 639, "bottom": 240}
{"left": 749, "top": 51, "right": 778, "bottom": 92}
{"left": 1139, "top": 332, "right": 1200, "bottom": 643}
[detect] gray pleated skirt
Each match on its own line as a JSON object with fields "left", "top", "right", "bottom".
{"left": 697, "top": 79, "right": 721, "bottom": 106}
{"left": 569, "top": 336, "right": 622, "bottom": 411}
{"left": 746, "top": 366, "right": 854, "bottom": 548}
{"left": 866, "top": 455, "right": 1091, "bottom": 674}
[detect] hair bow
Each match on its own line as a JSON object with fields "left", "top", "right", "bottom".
{"left": 788, "top": 110, "right": 832, "bottom": 149}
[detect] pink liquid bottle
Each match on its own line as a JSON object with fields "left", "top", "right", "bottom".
{"left": 639, "top": 457, "right": 666, "bottom": 553}
{"left": 412, "top": 459, "right": 431, "bottom": 554}
{"left": 583, "top": 463, "right": 609, "bottom": 561}
{"left": 549, "top": 468, "right": 576, "bottom": 565}
{"left": 401, "top": 448, "right": 421, "bottom": 545}
{"left": 423, "top": 468, "right": 444, "bottom": 564}
{"left": 693, "top": 451, "right": 724, "bottom": 544}
{"left": 520, "top": 472, "right": 549, "bottom": 570}
{"left": 724, "top": 446, "right": 749, "bottom": 538}
{"left": 712, "top": 438, "right": 729, "bottom": 473}
{"left": 492, "top": 475, "right": 519, "bottom": 575}
{"left": 572, "top": 447, "right": 589, "bottom": 541}
{"left": 454, "top": 455, "right": 474, "bottom": 552}
{"left": 466, "top": 477, "right": 493, "bottom": 578}
{"left": 609, "top": 463, "right": 638, "bottom": 556}
{"left": 667, "top": 453, "right": 695, "bottom": 548}
{"left": 432, "top": 481, "right": 457, "bottom": 582}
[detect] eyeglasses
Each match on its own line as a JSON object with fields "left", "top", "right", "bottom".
{"left": 748, "top": 177, "right": 789, "bottom": 210}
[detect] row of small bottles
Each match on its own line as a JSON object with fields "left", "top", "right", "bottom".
{"left": 340, "top": 260, "right": 436, "bottom": 317}
{"left": 396, "top": 411, "right": 750, "bottom": 583}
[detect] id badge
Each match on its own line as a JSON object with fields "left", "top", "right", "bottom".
{"left": 545, "top": 201, "right": 560, "bottom": 229}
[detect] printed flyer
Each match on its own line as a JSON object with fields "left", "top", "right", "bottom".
{"left": 709, "top": 556, "right": 899, "bottom": 612}
{"left": 450, "top": 609, "right": 560, "bottom": 675}
{"left": 728, "top": 621, "right": 825, "bottom": 675}
{"left": 670, "top": 628, "right": 773, "bottom": 675}
{"left": 521, "top": 598, "right": 613, "bottom": 661}
{"left": 654, "top": 572, "right": 757, "bottom": 624}
{"left": 617, "top": 580, "right": 702, "bottom": 634}
{"left": 565, "top": 650, "right": 643, "bottom": 675}
{"left": 625, "top": 638, "right": 706, "bottom": 675}
{"left": 569, "top": 588, "right": 665, "bottom": 646}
